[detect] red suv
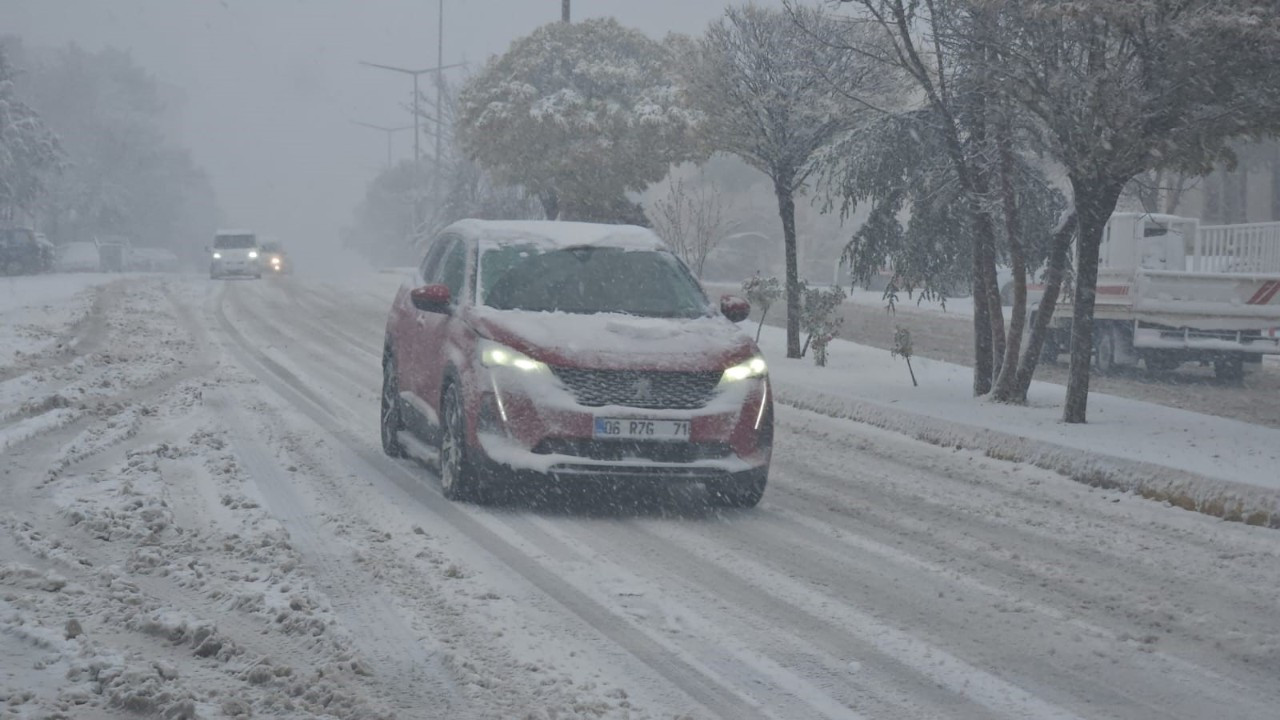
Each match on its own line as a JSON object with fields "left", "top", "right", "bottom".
{"left": 380, "top": 220, "right": 772, "bottom": 506}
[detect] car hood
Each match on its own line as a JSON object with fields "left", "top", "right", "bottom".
{"left": 468, "top": 307, "right": 758, "bottom": 372}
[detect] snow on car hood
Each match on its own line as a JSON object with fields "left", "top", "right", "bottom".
{"left": 468, "top": 307, "right": 757, "bottom": 371}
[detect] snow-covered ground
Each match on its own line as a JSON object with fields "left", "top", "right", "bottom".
{"left": 3, "top": 272, "right": 1278, "bottom": 719}
{"left": 755, "top": 326, "right": 1280, "bottom": 509}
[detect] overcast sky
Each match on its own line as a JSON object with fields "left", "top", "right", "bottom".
{"left": 0, "top": 0, "right": 739, "bottom": 252}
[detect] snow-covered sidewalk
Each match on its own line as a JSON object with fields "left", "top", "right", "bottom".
{"left": 755, "top": 325, "right": 1280, "bottom": 527}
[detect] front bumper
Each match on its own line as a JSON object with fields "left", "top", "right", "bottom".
{"left": 469, "top": 374, "right": 772, "bottom": 484}
{"left": 212, "top": 260, "right": 259, "bottom": 276}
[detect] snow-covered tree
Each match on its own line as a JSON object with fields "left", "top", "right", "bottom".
{"left": 824, "top": 0, "right": 1075, "bottom": 402}
{"left": 983, "top": 0, "right": 1280, "bottom": 422}
{"left": 684, "top": 4, "right": 889, "bottom": 358}
{"left": 11, "top": 42, "right": 218, "bottom": 258}
{"left": 458, "top": 18, "right": 698, "bottom": 223}
{"left": 819, "top": 97, "right": 1069, "bottom": 401}
{"left": 0, "top": 46, "right": 60, "bottom": 223}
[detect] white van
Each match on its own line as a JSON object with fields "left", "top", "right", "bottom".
{"left": 210, "top": 230, "right": 261, "bottom": 279}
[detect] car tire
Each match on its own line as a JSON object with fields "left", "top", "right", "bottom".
{"left": 439, "top": 383, "right": 481, "bottom": 502}
{"left": 706, "top": 470, "right": 767, "bottom": 509}
{"left": 380, "top": 350, "right": 406, "bottom": 458}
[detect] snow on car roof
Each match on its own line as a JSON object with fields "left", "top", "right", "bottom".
{"left": 447, "top": 219, "right": 667, "bottom": 251}
{"left": 215, "top": 229, "right": 256, "bottom": 236}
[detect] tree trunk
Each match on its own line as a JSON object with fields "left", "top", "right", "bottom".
{"left": 562, "top": 0, "right": 570, "bottom": 22}
{"left": 1204, "top": 171, "right": 1223, "bottom": 224}
{"left": 1063, "top": 179, "right": 1125, "bottom": 424}
{"left": 991, "top": 129, "right": 1029, "bottom": 401}
{"left": 977, "top": 213, "right": 1005, "bottom": 379}
{"left": 971, "top": 256, "right": 994, "bottom": 395}
{"left": 540, "top": 191, "right": 559, "bottom": 220}
{"left": 774, "top": 179, "right": 802, "bottom": 358}
{"left": 1009, "top": 212, "right": 1077, "bottom": 402}
{"left": 1271, "top": 148, "right": 1280, "bottom": 221}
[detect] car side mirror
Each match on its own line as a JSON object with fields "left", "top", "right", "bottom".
{"left": 410, "top": 284, "right": 452, "bottom": 313}
{"left": 720, "top": 295, "right": 751, "bottom": 323}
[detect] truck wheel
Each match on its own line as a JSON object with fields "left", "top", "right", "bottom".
{"left": 1213, "top": 356, "right": 1244, "bottom": 384}
{"left": 1145, "top": 354, "right": 1180, "bottom": 373}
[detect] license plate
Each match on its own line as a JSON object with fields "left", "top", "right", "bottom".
{"left": 593, "top": 418, "right": 689, "bottom": 441}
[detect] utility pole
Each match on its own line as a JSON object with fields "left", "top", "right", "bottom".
{"left": 562, "top": 0, "right": 570, "bottom": 22}
{"left": 359, "top": 61, "right": 461, "bottom": 164}
{"left": 436, "top": 0, "right": 445, "bottom": 206}
{"left": 351, "top": 121, "right": 414, "bottom": 169}
{"left": 359, "top": 59, "right": 464, "bottom": 238}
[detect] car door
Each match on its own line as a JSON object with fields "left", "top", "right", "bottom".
{"left": 412, "top": 237, "right": 470, "bottom": 432}
{"left": 395, "top": 238, "right": 450, "bottom": 436}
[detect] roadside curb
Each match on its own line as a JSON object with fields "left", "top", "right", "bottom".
{"left": 773, "top": 384, "right": 1280, "bottom": 530}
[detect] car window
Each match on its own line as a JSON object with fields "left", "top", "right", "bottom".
{"left": 214, "top": 234, "right": 257, "bottom": 249}
{"left": 440, "top": 240, "right": 468, "bottom": 302}
{"left": 481, "top": 246, "right": 708, "bottom": 318}
{"left": 418, "top": 237, "right": 451, "bottom": 284}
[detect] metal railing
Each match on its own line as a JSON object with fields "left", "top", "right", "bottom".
{"left": 1193, "top": 222, "right": 1280, "bottom": 273}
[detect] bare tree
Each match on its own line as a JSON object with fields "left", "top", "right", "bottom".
{"left": 683, "top": 5, "right": 888, "bottom": 358}
{"left": 646, "top": 171, "right": 732, "bottom": 278}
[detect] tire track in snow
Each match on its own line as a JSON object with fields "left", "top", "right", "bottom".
{"left": 204, "top": 389, "right": 468, "bottom": 718}
{"left": 214, "top": 280, "right": 774, "bottom": 720}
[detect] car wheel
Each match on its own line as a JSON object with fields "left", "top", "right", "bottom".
{"left": 439, "top": 383, "right": 480, "bottom": 502}
{"left": 706, "top": 471, "right": 767, "bottom": 509}
{"left": 380, "top": 350, "right": 405, "bottom": 458}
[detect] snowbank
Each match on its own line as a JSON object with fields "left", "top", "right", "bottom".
{"left": 756, "top": 325, "right": 1280, "bottom": 528}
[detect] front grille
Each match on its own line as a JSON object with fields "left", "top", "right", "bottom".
{"left": 551, "top": 368, "right": 720, "bottom": 409}
{"left": 535, "top": 439, "right": 732, "bottom": 464}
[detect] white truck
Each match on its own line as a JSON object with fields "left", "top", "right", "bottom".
{"left": 1033, "top": 212, "right": 1280, "bottom": 381}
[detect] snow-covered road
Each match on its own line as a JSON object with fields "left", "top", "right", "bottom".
{"left": 3, "top": 273, "right": 1278, "bottom": 719}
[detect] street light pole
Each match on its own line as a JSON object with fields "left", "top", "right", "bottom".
{"left": 562, "top": 0, "right": 570, "bottom": 22}
{"left": 351, "top": 121, "right": 414, "bottom": 169}
{"left": 436, "top": 0, "right": 445, "bottom": 203}
{"left": 359, "top": 59, "right": 465, "bottom": 238}
{"left": 358, "top": 60, "right": 465, "bottom": 163}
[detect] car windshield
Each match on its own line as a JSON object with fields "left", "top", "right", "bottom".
{"left": 214, "top": 234, "right": 257, "bottom": 249}
{"left": 261, "top": 242, "right": 281, "bottom": 253}
{"left": 479, "top": 244, "right": 708, "bottom": 318}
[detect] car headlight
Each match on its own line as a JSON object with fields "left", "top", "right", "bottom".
{"left": 248, "top": 250, "right": 259, "bottom": 259}
{"left": 721, "top": 356, "right": 768, "bottom": 382}
{"left": 212, "top": 252, "right": 222, "bottom": 259}
{"left": 270, "top": 256, "right": 281, "bottom": 264}
{"left": 480, "top": 340, "right": 548, "bottom": 373}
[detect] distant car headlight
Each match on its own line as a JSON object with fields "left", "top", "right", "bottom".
{"left": 480, "top": 340, "right": 548, "bottom": 373}
{"left": 721, "top": 356, "right": 768, "bottom": 382}
{"left": 248, "top": 250, "right": 259, "bottom": 259}
{"left": 212, "top": 252, "right": 222, "bottom": 259}
{"left": 270, "top": 256, "right": 281, "bottom": 265}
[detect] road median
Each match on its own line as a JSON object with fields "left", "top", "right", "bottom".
{"left": 754, "top": 326, "right": 1280, "bottom": 529}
